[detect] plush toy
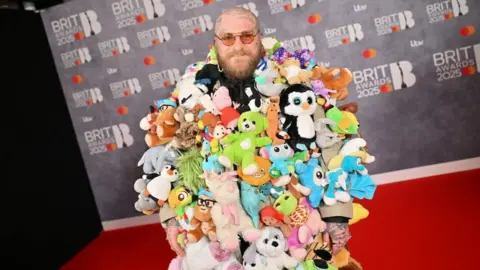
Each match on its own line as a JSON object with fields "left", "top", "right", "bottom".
{"left": 325, "top": 106, "right": 359, "bottom": 138}
{"left": 278, "top": 57, "right": 313, "bottom": 85}
{"left": 140, "top": 105, "right": 162, "bottom": 147}
{"left": 259, "top": 181, "right": 285, "bottom": 199}
{"left": 293, "top": 49, "right": 316, "bottom": 70}
{"left": 211, "top": 86, "right": 241, "bottom": 129}
{"left": 202, "top": 170, "right": 259, "bottom": 251}
{"left": 197, "top": 111, "right": 221, "bottom": 137}
{"left": 314, "top": 118, "right": 342, "bottom": 149}
{"left": 272, "top": 47, "right": 291, "bottom": 65}
{"left": 280, "top": 84, "right": 318, "bottom": 152}
{"left": 243, "top": 242, "right": 267, "bottom": 270}
{"left": 311, "top": 80, "right": 337, "bottom": 107}
{"left": 265, "top": 96, "right": 290, "bottom": 145}
{"left": 187, "top": 187, "right": 217, "bottom": 243}
{"left": 350, "top": 203, "right": 369, "bottom": 225}
{"left": 206, "top": 46, "right": 218, "bottom": 65}
{"left": 273, "top": 194, "right": 325, "bottom": 260}
{"left": 201, "top": 139, "right": 225, "bottom": 174}
{"left": 168, "top": 186, "right": 194, "bottom": 219}
{"left": 248, "top": 227, "right": 299, "bottom": 269}
{"left": 218, "top": 111, "right": 272, "bottom": 175}
{"left": 286, "top": 174, "right": 311, "bottom": 200}
{"left": 185, "top": 61, "right": 207, "bottom": 74}
{"left": 259, "top": 143, "right": 295, "bottom": 181}
{"left": 195, "top": 63, "right": 222, "bottom": 95}
{"left": 237, "top": 155, "right": 272, "bottom": 186}
{"left": 168, "top": 236, "right": 243, "bottom": 270}
{"left": 137, "top": 145, "right": 179, "bottom": 174}
{"left": 154, "top": 105, "right": 179, "bottom": 145}
{"left": 311, "top": 66, "right": 352, "bottom": 101}
{"left": 240, "top": 181, "right": 268, "bottom": 228}
{"left": 133, "top": 173, "right": 160, "bottom": 215}
{"left": 172, "top": 107, "right": 203, "bottom": 150}
{"left": 228, "top": 84, "right": 263, "bottom": 114}
{"left": 255, "top": 60, "right": 287, "bottom": 98}
{"left": 177, "top": 148, "right": 205, "bottom": 194}
{"left": 210, "top": 123, "right": 228, "bottom": 153}
{"left": 262, "top": 36, "right": 282, "bottom": 56}
{"left": 295, "top": 157, "right": 327, "bottom": 208}
{"left": 295, "top": 250, "right": 338, "bottom": 270}
{"left": 142, "top": 165, "right": 179, "bottom": 206}
{"left": 259, "top": 206, "right": 292, "bottom": 237}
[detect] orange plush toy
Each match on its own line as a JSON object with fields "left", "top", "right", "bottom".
{"left": 311, "top": 66, "right": 353, "bottom": 101}
{"left": 153, "top": 106, "right": 179, "bottom": 145}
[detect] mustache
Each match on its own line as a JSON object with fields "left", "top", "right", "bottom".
{"left": 227, "top": 49, "right": 250, "bottom": 58}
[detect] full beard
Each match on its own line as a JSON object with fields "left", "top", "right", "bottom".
{"left": 218, "top": 47, "right": 262, "bottom": 81}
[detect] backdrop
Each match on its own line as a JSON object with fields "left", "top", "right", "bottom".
{"left": 40, "top": 0, "right": 480, "bottom": 222}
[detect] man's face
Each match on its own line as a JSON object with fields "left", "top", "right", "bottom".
{"left": 215, "top": 14, "right": 263, "bottom": 80}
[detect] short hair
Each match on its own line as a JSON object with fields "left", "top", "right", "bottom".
{"left": 214, "top": 7, "right": 259, "bottom": 34}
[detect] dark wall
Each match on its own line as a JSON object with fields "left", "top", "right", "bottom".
{"left": 4, "top": 9, "right": 102, "bottom": 269}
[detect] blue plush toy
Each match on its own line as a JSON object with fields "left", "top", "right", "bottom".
{"left": 295, "top": 157, "right": 327, "bottom": 208}
{"left": 259, "top": 181, "right": 285, "bottom": 199}
{"left": 240, "top": 181, "right": 267, "bottom": 228}
{"left": 200, "top": 139, "right": 224, "bottom": 174}
{"left": 259, "top": 143, "right": 295, "bottom": 178}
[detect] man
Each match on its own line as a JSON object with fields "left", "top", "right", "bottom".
{"left": 162, "top": 7, "right": 352, "bottom": 258}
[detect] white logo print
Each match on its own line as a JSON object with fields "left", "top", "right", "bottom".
{"left": 110, "top": 78, "right": 142, "bottom": 99}
{"left": 107, "top": 68, "right": 118, "bottom": 75}
{"left": 51, "top": 10, "right": 102, "bottom": 46}
{"left": 148, "top": 69, "right": 182, "bottom": 89}
{"left": 178, "top": 15, "right": 213, "bottom": 38}
{"left": 98, "top": 37, "right": 131, "bottom": 58}
{"left": 137, "top": 26, "right": 171, "bottom": 48}
{"left": 85, "top": 124, "right": 134, "bottom": 155}
{"left": 238, "top": 2, "right": 259, "bottom": 17}
{"left": 182, "top": 49, "right": 193, "bottom": 55}
{"left": 72, "top": 87, "right": 104, "bottom": 108}
{"left": 354, "top": 4, "right": 367, "bottom": 12}
{"left": 410, "top": 40, "right": 424, "bottom": 47}
{"left": 318, "top": 61, "right": 330, "bottom": 68}
{"left": 426, "top": 0, "right": 469, "bottom": 24}
{"left": 264, "top": 28, "right": 277, "bottom": 35}
{"left": 61, "top": 47, "right": 91, "bottom": 68}
{"left": 112, "top": 0, "right": 165, "bottom": 29}
{"left": 281, "top": 35, "right": 315, "bottom": 52}
{"left": 432, "top": 44, "right": 480, "bottom": 82}
{"left": 82, "top": 117, "right": 93, "bottom": 123}
{"left": 374, "top": 10, "right": 415, "bottom": 36}
{"left": 325, "top": 23, "right": 364, "bottom": 48}
{"left": 268, "top": 0, "right": 305, "bottom": 14}
{"left": 353, "top": 61, "right": 416, "bottom": 99}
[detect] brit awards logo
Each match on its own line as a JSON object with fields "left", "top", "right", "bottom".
{"left": 178, "top": 15, "right": 213, "bottom": 38}
{"left": 268, "top": 0, "right": 306, "bottom": 14}
{"left": 61, "top": 47, "right": 92, "bottom": 68}
{"left": 325, "top": 23, "right": 364, "bottom": 48}
{"left": 179, "top": 0, "right": 218, "bottom": 11}
{"left": 353, "top": 61, "right": 416, "bottom": 99}
{"left": 137, "top": 26, "right": 171, "bottom": 49}
{"left": 281, "top": 35, "right": 315, "bottom": 52}
{"left": 433, "top": 44, "right": 479, "bottom": 81}
{"left": 109, "top": 78, "right": 142, "bottom": 98}
{"left": 374, "top": 10, "right": 415, "bottom": 36}
{"left": 51, "top": 10, "right": 102, "bottom": 46}
{"left": 149, "top": 68, "right": 181, "bottom": 89}
{"left": 84, "top": 124, "right": 134, "bottom": 155}
{"left": 72, "top": 87, "right": 103, "bottom": 108}
{"left": 426, "top": 0, "right": 469, "bottom": 24}
{"left": 237, "top": 2, "right": 259, "bottom": 17}
{"left": 97, "top": 37, "right": 131, "bottom": 58}
{"left": 111, "top": 0, "right": 166, "bottom": 29}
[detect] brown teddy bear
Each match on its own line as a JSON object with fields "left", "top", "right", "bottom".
{"left": 171, "top": 106, "right": 203, "bottom": 150}
{"left": 311, "top": 66, "right": 353, "bottom": 101}
{"left": 144, "top": 106, "right": 179, "bottom": 146}
{"left": 278, "top": 57, "right": 313, "bottom": 85}
{"left": 187, "top": 188, "right": 217, "bottom": 243}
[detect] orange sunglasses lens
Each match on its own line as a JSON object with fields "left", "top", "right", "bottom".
{"left": 219, "top": 32, "right": 256, "bottom": 46}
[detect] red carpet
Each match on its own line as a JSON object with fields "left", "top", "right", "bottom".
{"left": 62, "top": 169, "right": 480, "bottom": 270}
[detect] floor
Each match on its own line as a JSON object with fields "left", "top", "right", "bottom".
{"left": 62, "top": 169, "right": 480, "bottom": 270}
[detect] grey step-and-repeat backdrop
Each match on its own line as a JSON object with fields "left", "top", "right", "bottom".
{"left": 41, "top": 0, "right": 480, "bottom": 222}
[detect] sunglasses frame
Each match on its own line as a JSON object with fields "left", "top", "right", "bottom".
{"left": 214, "top": 29, "right": 261, "bottom": 46}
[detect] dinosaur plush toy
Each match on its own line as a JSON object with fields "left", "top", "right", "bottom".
{"left": 218, "top": 111, "right": 272, "bottom": 175}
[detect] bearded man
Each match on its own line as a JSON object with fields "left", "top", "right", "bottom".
{"left": 161, "top": 7, "right": 353, "bottom": 262}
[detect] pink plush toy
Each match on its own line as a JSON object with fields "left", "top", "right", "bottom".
{"left": 212, "top": 86, "right": 240, "bottom": 129}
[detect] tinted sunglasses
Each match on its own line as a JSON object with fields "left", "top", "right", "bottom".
{"left": 215, "top": 30, "right": 260, "bottom": 46}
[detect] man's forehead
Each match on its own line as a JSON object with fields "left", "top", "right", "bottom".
{"left": 216, "top": 14, "right": 256, "bottom": 34}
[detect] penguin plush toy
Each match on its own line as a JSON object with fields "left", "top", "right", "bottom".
{"left": 280, "top": 84, "right": 319, "bottom": 152}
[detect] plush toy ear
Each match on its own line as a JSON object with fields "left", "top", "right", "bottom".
{"left": 295, "top": 163, "right": 307, "bottom": 174}
{"left": 259, "top": 147, "right": 270, "bottom": 159}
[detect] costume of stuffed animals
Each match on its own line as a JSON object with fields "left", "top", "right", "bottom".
{"left": 132, "top": 37, "right": 377, "bottom": 270}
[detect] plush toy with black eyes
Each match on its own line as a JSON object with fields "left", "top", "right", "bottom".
{"left": 280, "top": 84, "right": 319, "bottom": 152}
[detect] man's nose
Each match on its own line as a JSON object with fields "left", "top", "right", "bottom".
{"left": 232, "top": 36, "right": 244, "bottom": 48}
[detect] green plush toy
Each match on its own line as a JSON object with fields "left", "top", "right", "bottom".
{"left": 218, "top": 111, "right": 272, "bottom": 175}
{"left": 207, "top": 46, "right": 218, "bottom": 65}
{"left": 177, "top": 148, "right": 205, "bottom": 194}
{"left": 274, "top": 193, "right": 298, "bottom": 216}
{"left": 325, "top": 106, "right": 359, "bottom": 136}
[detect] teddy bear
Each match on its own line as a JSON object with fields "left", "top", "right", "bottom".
{"left": 171, "top": 107, "right": 203, "bottom": 150}
{"left": 211, "top": 86, "right": 240, "bottom": 129}
{"left": 218, "top": 111, "right": 272, "bottom": 175}
{"left": 264, "top": 96, "right": 290, "bottom": 145}
{"left": 311, "top": 66, "right": 352, "bottom": 101}
{"left": 153, "top": 105, "right": 179, "bottom": 145}
{"left": 278, "top": 57, "right": 313, "bottom": 85}
{"left": 139, "top": 105, "right": 162, "bottom": 148}
{"left": 187, "top": 187, "right": 217, "bottom": 243}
